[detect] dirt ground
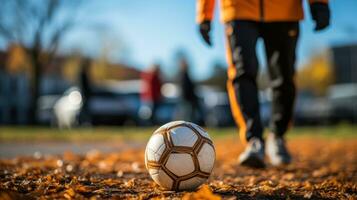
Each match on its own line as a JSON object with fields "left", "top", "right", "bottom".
{"left": 0, "top": 137, "right": 356, "bottom": 200}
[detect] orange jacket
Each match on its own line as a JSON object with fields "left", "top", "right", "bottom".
{"left": 197, "top": 0, "right": 328, "bottom": 23}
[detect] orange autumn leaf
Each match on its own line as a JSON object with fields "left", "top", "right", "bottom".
{"left": 182, "top": 185, "right": 221, "bottom": 200}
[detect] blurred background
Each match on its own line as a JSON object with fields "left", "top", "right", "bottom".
{"left": 0, "top": 0, "right": 356, "bottom": 129}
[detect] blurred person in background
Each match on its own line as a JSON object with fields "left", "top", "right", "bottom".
{"left": 140, "top": 64, "right": 162, "bottom": 125}
{"left": 78, "top": 58, "right": 92, "bottom": 125}
{"left": 197, "top": 0, "right": 330, "bottom": 167}
{"left": 176, "top": 57, "right": 204, "bottom": 125}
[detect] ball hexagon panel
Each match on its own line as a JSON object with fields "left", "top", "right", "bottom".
{"left": 145, "top": 133, "right": 166, "bottom": 162}
{"left": 169, "top": 126, "right": 198, "bottom": 147}
{"left": 179, "top": 177, "right": 207, "bottom": 191}
{"left": 149, "top": 168, "right": 173, "bottom": 190}
{"left": 165, "top": 153, "right": 195, "bottom": 177}
{"left": 189, "top": 122, "right": 211, "bottom": 140}
{"left": 197, "top": 143, "right": 215, "bottom": 173}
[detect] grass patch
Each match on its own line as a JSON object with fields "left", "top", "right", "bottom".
{"left": 0, "top": 124, "right": 356, "bottom": 142}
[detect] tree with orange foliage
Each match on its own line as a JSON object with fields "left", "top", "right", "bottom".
{"left": 297, "top": 51, "right": 334, "bottom": 96}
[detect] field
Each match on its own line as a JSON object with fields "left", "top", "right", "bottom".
{"left": 0, "top": 125, "right": 356, "bottom": 199}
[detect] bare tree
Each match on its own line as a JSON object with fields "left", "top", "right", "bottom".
{"left": 0, "top": 0, "right": 80, "bottom": 124}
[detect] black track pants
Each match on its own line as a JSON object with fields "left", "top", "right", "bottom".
{"left": 225, "top": 20, "right": 299, "bottom": 142}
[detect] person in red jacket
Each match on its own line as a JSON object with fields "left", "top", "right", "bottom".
{"left": 197, "top": 0, "right": 330, "bottom": 168}
{"left": 140, "top": 64, "right": 162, "bottom": 124}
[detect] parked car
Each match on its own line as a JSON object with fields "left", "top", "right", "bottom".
{"left": 198, "top": 86, "right": 234, "bottom": 127}
{"left": 328, "top": 84, "right": 357, "bottom": 123}
{"left": 88, "top": 87, "right": 140, "bottom": 126}
{"left": 294, "top": 94, "right": 333, "bottom": 125}
{"left": 52, "top": 80, "right": 142, "bottom": 128}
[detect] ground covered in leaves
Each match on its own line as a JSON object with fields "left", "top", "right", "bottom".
{"left": 0, "top": 137, "right": 356, "bottom": 199}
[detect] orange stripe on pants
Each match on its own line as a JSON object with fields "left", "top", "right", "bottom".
{"left": 225, "top": 33, "right": 247, "bottom": 146}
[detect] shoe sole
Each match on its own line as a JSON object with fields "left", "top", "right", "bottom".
{"left": 239, "top": 155, "right": 265, "bottom": 168}
{"left": 269, "top": 158, "right": 291, "bottom": 167}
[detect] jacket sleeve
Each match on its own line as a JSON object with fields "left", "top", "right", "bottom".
{"left": 309, "top": 0, "right": 328, "bottom": 4}
{"left": 196, "top": 0, "right": 215, "bottom": 23}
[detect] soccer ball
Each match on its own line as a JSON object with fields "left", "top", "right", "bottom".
{"left": 145, "top": 121, "right": 215, "bottom": 191}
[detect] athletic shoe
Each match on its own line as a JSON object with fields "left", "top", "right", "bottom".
{"left": 266, "top": 133, "right": 291, "bottom": 166}
{"left": 238, "top": 137, "right": 265, "bottom": 168}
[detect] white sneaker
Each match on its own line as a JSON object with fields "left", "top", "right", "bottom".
{"left": 238, "top": 138, "right": 265, "bottom": 168}
{"left": 266, "top": 133, "right": 291, "bottom": 166}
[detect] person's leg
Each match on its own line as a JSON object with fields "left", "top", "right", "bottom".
{"left": 262, "top": 22, "right": 299, "bottom": 165}
{"left": 225, "top": 20, "right": 265, "bottom": 168}
{"left": 79, "top": 96, "right": 92, "bottom": 125}
{"left": 194, "top": 98, "right": 205, "bottom": 126}
{"left": 262, "top": 22, "right": 299, "bottom": 137}
{"left": 151, "top": 101, "right": 160, "bottom": 125}
{"left": 225, "top": 20, "right": 263, "bottom": 143}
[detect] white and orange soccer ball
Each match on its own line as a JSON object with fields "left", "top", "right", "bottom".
{"left": 145, "top": 121, "right": 215, "bottom": 191}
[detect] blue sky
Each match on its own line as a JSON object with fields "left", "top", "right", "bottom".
{"left": 37, "top": 0, "right": 357, "bottom": 80}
